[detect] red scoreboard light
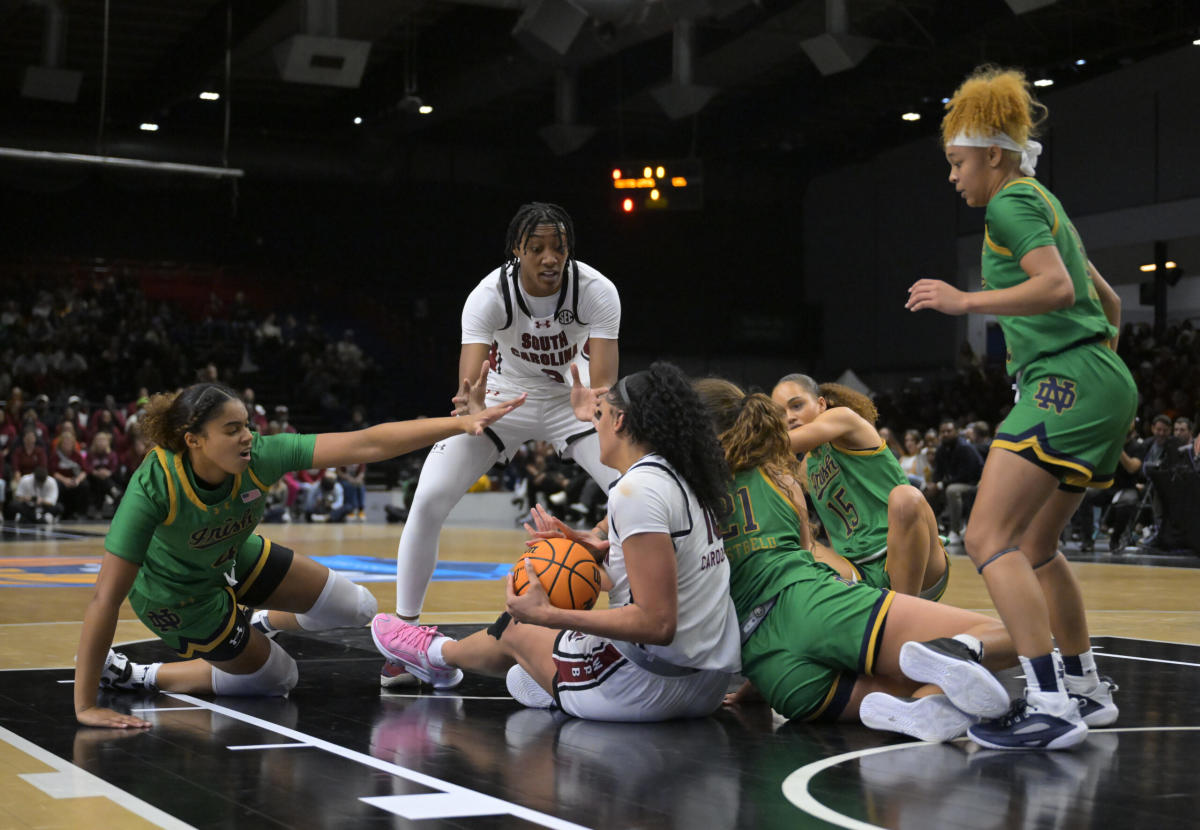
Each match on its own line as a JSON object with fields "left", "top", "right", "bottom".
{"left": 610, "top": 159, "right": 703, "bottom": 212}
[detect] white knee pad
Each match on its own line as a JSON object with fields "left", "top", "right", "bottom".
{"left": 296, "top": 569, "right": 377, "bottom": 631}
{"left": 211, "top": 640, "right": 298, "bottom": 697}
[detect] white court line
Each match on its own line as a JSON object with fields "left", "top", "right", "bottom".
{"left": 166, "top": 693, "right": 588, "bottom": 830}
{"left": 0, "top": 724, "right": 196, "bottom": 830}
{"left": 1097, "top": 652, "right": 1200, "bottom": 668}
{"left": 131, "top": 706, "right": 204, "bottom": 713}
{"left": 227, "top": 743, "right": 312, "bottom": 751}
{"left": 381, "top": 693, "right": 515, "bottom": 701}
{"left": 781, "top": 725, "right": 1200, "bottom": 830}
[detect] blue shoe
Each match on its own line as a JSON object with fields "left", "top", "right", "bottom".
{"left": 899, "top": 638, "right": 1010, "bottom": 718}
{"left": 968, "top": 691, "right": 1088, "bottom": 750}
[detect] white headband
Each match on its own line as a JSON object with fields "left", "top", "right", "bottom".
{"left": 949, "top": 131, "right": 1043, "bottom": 176}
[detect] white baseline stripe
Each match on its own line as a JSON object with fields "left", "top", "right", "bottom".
{"left": 166, "top": 693, "right": 588, "bottom": 830}
{"left": 0, "top": 724, "right": 196, "bottom": 830}
{"left": 130, "top": 707, "right": 204, "bottom": 713}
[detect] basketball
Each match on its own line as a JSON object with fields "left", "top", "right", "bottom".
{"left": 511, "top": 537, "right": 602, "bottom": 611}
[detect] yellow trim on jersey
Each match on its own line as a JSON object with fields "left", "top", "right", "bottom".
{"left": 152, "top": 448, "right": 179, "bottom": 526}
{"left": 862, "top": 590, "right": 896, "bottom": 676}
{"left": 991, "top": 436, "right": 1093, "bottom": 481}
{"left": 755, "top": 469, "right": 803, "bottom": 523}
{"left": 246, "top": 466, "right": 269, "bottom": 493}
{"left": 984, "top": 225, "right": 1013, "bottom": 257}
{"left": 805, "top": 676, "right": 844, "bottom": 722}
{"left": 177, "top": 587, "right": 240, "bottom": 658}
{"left": 833, "top": 441, "right": 890, "bottom": 458}
{"left": 1004, "top": 177, "right": 1060, "bottom": 236}
{"left": 173, "top": 454, "right": 243, "bottom": 514}
{"left": 235, "top": 536, "right": 271, "bottom": 601}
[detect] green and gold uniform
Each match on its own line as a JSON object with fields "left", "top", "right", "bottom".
{"left": 723, "top": 467, "right": 894, "bottom": 721}
{"left": 805, "top": 438, "right": 907, "bottom": 590}
{"left": 983, "top": 178, "right": 1137, "bottom": 487}
{"left": 106, "top": 431, "right": 316, "bottom": 656}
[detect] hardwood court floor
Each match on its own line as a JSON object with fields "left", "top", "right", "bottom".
{"left": 1, "top": 519, "right": 1198, "bottom": 829}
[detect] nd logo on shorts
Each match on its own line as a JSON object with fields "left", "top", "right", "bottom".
{"left": 147, "top": 607, "right": 183, "bottom": 631}
{"left": 1033, "top": 376, "right": 1077, "bottom": 414}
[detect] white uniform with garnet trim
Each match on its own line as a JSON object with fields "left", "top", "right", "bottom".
{"left": 549, "top": 454, "right": 742, "bottom": 722}
{"left": 393, "top": 260, "right": 621, "bottom": 618}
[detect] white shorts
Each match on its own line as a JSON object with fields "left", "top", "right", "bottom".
{"left": 549, "top": 630, "right": 733, "bottom": 722}
{"left": 482, "top": 389, "right": 596, "bottom": 461}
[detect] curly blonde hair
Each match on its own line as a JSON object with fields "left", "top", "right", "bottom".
{"left": 941, "top": 65, "right": 1047, "bottom": 148}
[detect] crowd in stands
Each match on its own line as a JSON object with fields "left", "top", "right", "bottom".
{"left": 1, "top": 264, "right": 1197, "bottom": 555}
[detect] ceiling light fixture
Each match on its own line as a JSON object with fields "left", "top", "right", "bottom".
{"left": 198, "top": 91, "right": 220, "bottom": 101}
{"left": 1033, "top": 78, "right": 1054, "bottom": 87}
{"left": 139, "top": 122, "right": 159, "bottom": 132}
{"left": 901, "top": 112, "right": 920, "bottom": 121}
{"left": 418, "top": 105, "right": 433, "bottom": 115}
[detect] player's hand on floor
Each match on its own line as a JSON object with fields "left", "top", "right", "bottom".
{"left": 76, "top": 706, "right": 152, "bottom": 729}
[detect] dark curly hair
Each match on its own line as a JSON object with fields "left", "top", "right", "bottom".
{"left": 140, "top": 382, "right": 243, "bottom": 453}
{"left": 610, "top": 362, "right": 731, "bottom": 519}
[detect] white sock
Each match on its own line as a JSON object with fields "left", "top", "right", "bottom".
{"left": 952, "top": 633, "right": 984, "bottom": 662}
{"left": 426, "top": 636, "right": 451, "bottom": 668}
{"left": 135, "top": 661, "right": 162, "bottom": 691}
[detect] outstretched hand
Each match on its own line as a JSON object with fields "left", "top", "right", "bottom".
{"left": 522, "top": 504, "right": 610, "bottom": 559}
{"left": 906, "top": 278, "right": 969, "bottom": 315}
{"left": 569, "top": 364, "right": 606, "bottom": 424}
{"left": 460, "top": 391, "right": 525, "bottom": 435}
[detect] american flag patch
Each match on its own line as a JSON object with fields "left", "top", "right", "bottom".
{"left": 241, "top": 489, "right": 261, "bottom": 503}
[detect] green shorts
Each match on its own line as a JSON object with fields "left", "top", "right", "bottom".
{"left": 994, "top": 343, "right": 1137, "bottom": 489}
{"left": 848, "top": 554, "right": 890, "bottom": 593}
{"left": 129, "top": 536, "right": 293, "bottom": 659}
{"left": 741, "top": 565, "right": 895, "bottom": 722}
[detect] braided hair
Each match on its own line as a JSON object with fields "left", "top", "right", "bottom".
{"left": 775, "top": 373, "right": 879, "bottom": 425}
{"left": 140, "top": 382, "right": 242, "bottom": 453}
{"left": 610, "top": 362, "right": 731, "bottom": 519}
{"left": 503, "top": 202, "right": 577, "bottom": 268}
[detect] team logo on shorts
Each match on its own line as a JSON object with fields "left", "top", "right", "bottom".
{"left": 1034, "top": 377, "right": 1077, "bottom": 414}
{"left": 556, "top": 309, "right": 576, "bottom": 325}
{"left": 147, "top": 608, "right": 183, "bottom": 631}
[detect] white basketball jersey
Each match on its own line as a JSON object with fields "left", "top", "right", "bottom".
{"left": 461, "top": 260, "right": 620, "bottom": 400}
{"left": 605, "top": 454, "right": 742, "bottom": 673}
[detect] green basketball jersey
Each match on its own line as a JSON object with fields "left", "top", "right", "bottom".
{"left": 805, "top": 439, "right": 906, "bottom": 561}
{"left": 982, "top": 178, "right": 1115, "bottom": 375}
{"left": 106, "top": 431, "right": 316, "bottom": 606}
{"left": 719, "top": 467, "right": 816, "bottom": 624}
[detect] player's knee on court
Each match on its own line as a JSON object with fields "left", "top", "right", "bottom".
{"left": 887, "top": 485, "right": 924, "bottom": 524}
{"left": 211, "top": 640, "right": 298, "bottom": 697}
{"left": 296, "top": 570, "right": 377, "bottom": 631}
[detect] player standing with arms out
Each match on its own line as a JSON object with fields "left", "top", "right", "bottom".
{"left": 906, "top": 66, "right": 1131, "bottom": 750}
{"left": 74, "top": 380, "right": 521, "bottom": 728}
{"left": 387, "top": 203, "right": 620, "bottom": 687}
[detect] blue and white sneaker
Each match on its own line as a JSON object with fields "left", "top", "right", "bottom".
{"left": 968, "top": 691, "right": 1088, "bottom": 750}
{"left": 899, "top": 638, "right": 1011, "bottom": 718}
{"left": 1066, "top": 674, "right": 1119, "bottom": 727}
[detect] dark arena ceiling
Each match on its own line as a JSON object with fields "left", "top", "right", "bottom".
{"left": 1, "top": 0, "right": 1198, "bottom": 187}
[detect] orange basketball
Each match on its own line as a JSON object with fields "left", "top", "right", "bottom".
{"left": 511, "top": 537, "right": 602, "bottom": 611}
